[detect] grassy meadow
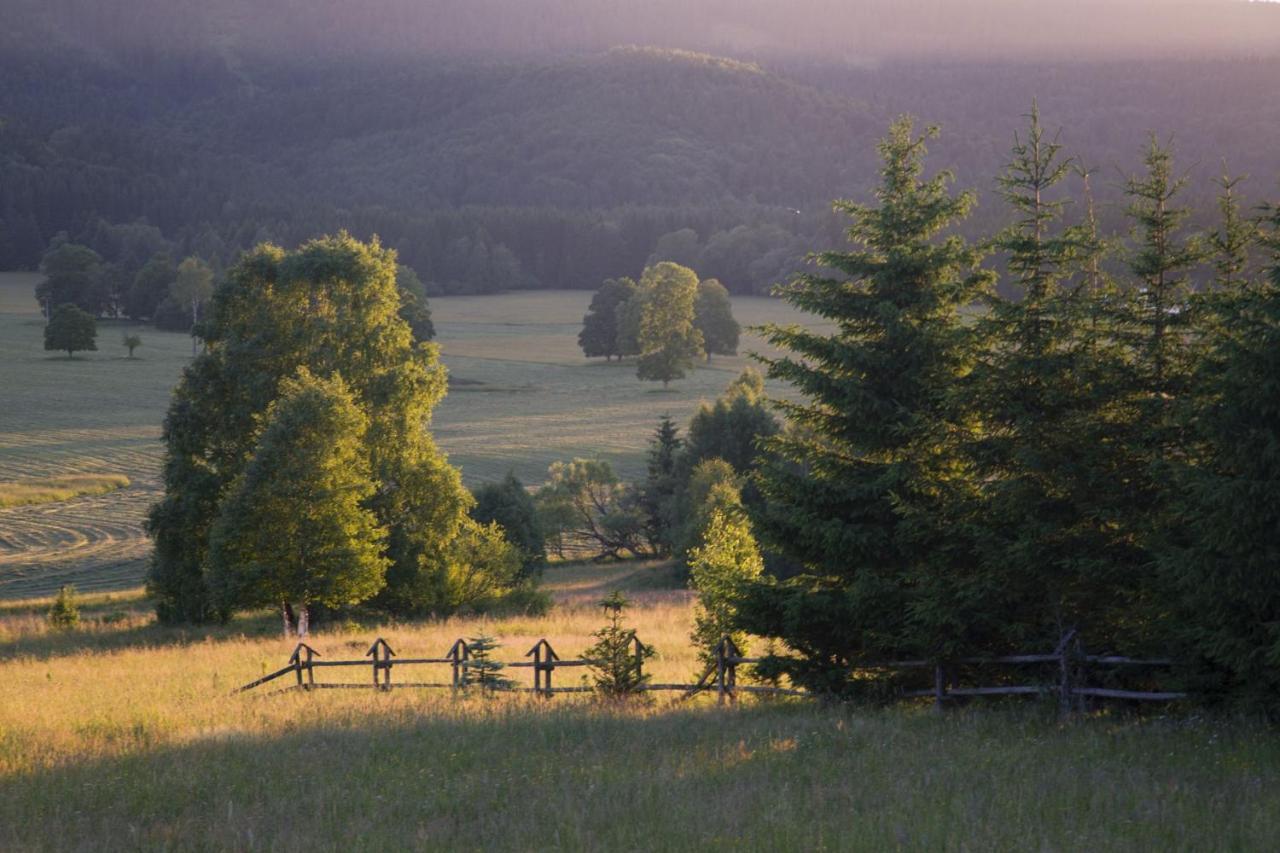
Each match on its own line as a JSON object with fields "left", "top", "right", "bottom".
{"left": 0, "top": 271, "right": 814, "bottom": 599}
{"left": 1, "top": 562, "right": 1278, "bottom": 850}
{"left": 3, "top": 274, "right": 1280, "bottom": 850}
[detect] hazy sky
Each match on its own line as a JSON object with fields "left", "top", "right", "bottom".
{"left": 14, "top": 0, "right": 1280, "bottom": 64}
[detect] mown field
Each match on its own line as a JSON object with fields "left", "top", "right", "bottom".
{"left": 0, "top": 272, "right": 814, "bottom": 599}
{"left": 2, "top": 562, "right": 1278, "bottom": 851}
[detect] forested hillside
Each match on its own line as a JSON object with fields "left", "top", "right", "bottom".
{"left": 2, "top": 1, "right": 1279, "bottom": 294}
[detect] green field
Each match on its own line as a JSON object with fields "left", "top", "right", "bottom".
{"left": 0, "top": 272, "right": 814, "bottom": 599}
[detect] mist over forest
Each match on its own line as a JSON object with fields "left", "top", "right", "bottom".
{"left": 12, "top": 0, "right": 1280, "bottom": 61}
{"left": 2, "top": 0, "right": 1279, "bottom": 294}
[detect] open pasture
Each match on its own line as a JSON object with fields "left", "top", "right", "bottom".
{"left": 0, "top": 273, "right": 814, "bottom": 599}
{"left": 1, "top": 562, "right": 1278, "bottom": 851}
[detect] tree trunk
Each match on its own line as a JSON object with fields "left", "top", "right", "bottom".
{"left": 298, "top": 603, "right": 310, "bottom": 638}
{"left": 282, "top": 601, "right": 296, "bottom": 638}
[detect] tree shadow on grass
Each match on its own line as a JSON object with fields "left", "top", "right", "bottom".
{"left": 0, "top": 701, "right": 860, "bottom": 850}
{"left": 1, "top": 701, "right": 1275, "bottom": 851}
{"left": 0, "top": 595, "right": 305, "bottom": 662}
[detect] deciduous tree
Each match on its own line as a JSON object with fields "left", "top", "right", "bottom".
{"left": 693, "top": 278, "right": 739, "bottom": 361}
{"left": 147, "top": 233, "right": 472, "bottom": 623}
{"left": 636, "top": 262, "right": 704, "bottom": 387}
{"left": 471, "top": 472, "right": 546, "bottom": 577}
{"left": 44, "top": 303, "right": 97, "bottom": 358}
{"left": 207, "top": 369, "right": 389, "bottom": 635}
{"left": 579, "top": 277, "right": 636, "bottom": 359}
{"left": 35, "top": 243, "right": 103, "bottom": 316}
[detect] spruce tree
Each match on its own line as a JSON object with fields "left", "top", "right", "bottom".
{"left": 1109, "top": 138, "right": 1208, "bottom": 647}
{"left": 1162, "top": 202, "right": 1280, "bottom": 714}
{"left": 462, "top": 635, "right": 513, "bottom": 691}
{"left": 736, "top": 118, "right": 993, "bottom": 696}
{"left": 639, "top": 415, "right": 682, "bottom": 553}
{"left": 965, "top": 106, "right": 1137, "bottom": 650}
{"left": 584, "top": 592, "right": 653, "bottom": 698}
{"left": 1206, "top": 172, "right": 1257, "bottom": 294}
{"left": 1121, "top": 137, "right": 1206, "bottom": 419}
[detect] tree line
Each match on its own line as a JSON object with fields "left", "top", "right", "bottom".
{"left": 701, "top": 111, "right": 1280, "bottom": 715}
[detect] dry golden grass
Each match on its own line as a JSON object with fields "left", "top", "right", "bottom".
{"left": 0, "top": 474, "right": 131, "bottom": 508}
{"left": 1, "top": 561, "right": 1279, "bottom": 851}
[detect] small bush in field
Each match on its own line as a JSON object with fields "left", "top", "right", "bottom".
{"left": 462, "top": 635, "right": 513, "bottom": 692}
{"left": 48, "top": 585, "right": 81, "bottom": 630}
{"left": 584, "top": 591, "right": 653, "bottom": 698}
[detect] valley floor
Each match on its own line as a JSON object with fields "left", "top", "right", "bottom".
{"left": 0, "top": 273, "right": 813, "bottom": 599}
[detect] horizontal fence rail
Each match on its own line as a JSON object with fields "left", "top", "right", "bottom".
{"left": 236, "top": 631, "right": 1189, "bottom": 711}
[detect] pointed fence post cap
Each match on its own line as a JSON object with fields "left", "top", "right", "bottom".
{"left": 525, "top": 638, "right": 559, "bottom": 661}
{"left": 365, "top": 637, "right": 396, "bottom": 658}
{"left": 447, "top": 638, "right": 469, "bottom": 660}
{"left": 288, "top": 642, "right": 320, "bottom": 665}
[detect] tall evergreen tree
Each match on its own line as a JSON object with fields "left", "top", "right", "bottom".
{"left": 1206, "top": 172, "right": 1257, "bottom": 294}
{"left": 1161, "top": 202, "right": 1280, "bottom": 714}
{"left": 966, "top": 106, "right": 1138, "bottom": 650}
{"left": 1109, "top": 138, "right": 1209, "bottom": 645}
{"left": 1121, "top": 137, "right": 1206, "bottom": 417}
{"left": 736, "top": 118, "right": 993, "bottom": 696}
{"left": 639, "top": 415, "right": 682, "bottom": 552}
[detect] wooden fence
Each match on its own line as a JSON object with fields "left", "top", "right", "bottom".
{"left": 236, "top": 630, "right": 1187, "bottom": 710}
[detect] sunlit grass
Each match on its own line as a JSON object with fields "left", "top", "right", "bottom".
{"left": 0, "top": 473, "right": 131, "bottom": 508}
{"left": 1, "top": 562, "right": 1278, "bottom": 850}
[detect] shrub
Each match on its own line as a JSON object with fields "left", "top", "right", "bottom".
{"left": 584, "top": 592, "right": 653, "bottom": 698}
{"left": 48, "top": 585, "right": 81, "bottom": 630}
{"left": 462, "top": 635, "right": 513, "bottom": 692}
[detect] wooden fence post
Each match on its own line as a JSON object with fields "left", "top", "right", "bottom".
{"left": 716, "top": 637, "right": 728, "bottom": 706}
{"left": 933, "top": 663, "right": 946, "bottom": 712}
{"left": 1056, "top": 628, "right": 1078, "bottom": 716}
{"left": 447, "top": 639, "right": 469, "bottom": 690}
{"left": 631, "top": 634, "right": 645, "bottom": 688}
{"left": 725, "top": 637, "right": 739, "bottom": 703}
{"left": 367, "top": 637, "right": 395, "bottom": 691}
{"left": 525, "top": 639, "right": 560, "bottom": 698}
{"left": 289, "top": 642, "right": 319, "bottom": 690}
